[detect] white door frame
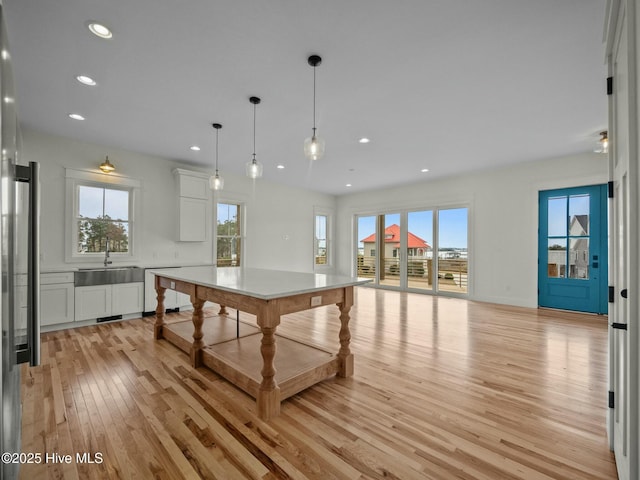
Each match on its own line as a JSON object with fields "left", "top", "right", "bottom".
{"left": 606, "top": 1, "right": 639, "bottom": 479}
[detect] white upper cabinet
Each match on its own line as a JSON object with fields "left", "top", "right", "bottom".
{"left": 173, "top": 169, "right": 210, "bottom": 242}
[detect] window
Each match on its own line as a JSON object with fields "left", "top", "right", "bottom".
{"left": 76, "top": 185, "right": 130, "bottom": 253}
{"left": 313, "top": 207, "right": 333, "bottom": 270}
{"left": 217, "top": 203, "right": 241, "bottom": 267}
{"left": 65, "top": 168, "right": 140, "bottom": 262}
{"left": 315, "top": 214, "right": 328, "bottom": 265}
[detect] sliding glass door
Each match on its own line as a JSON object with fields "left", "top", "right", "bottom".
{"left": 356, "top": 207, "right": 468, "bottom": 295}
{"left": 437, "top": 208, "right": 468, "bottom": 294}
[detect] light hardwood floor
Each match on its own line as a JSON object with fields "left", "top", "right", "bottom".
{"left": 20, "top": 288, "right": 618, "bottom": 479}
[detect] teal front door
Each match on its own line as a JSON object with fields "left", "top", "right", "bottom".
{"left": 538, "top": 185, "right": 608, "bottom": 314}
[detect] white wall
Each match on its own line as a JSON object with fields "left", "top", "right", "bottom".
{"left": 22, "top": 128, "right": 335, "bottom": 273}
{"left": 24, "top": 127, "right": 609, "bottom": 308}
{"left": 336, "top": 153, "right": 608, "bottom": 308}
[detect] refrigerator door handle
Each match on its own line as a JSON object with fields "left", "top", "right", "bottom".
{"left": 15, "top": 161, "right": 40, "bottom": 367}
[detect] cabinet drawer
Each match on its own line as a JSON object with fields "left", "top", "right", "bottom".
{"left": 41, "top": 272, "right": 74, "bottom": 285}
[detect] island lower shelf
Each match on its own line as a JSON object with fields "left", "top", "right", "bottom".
{"left": 163, "top": 316, "right": 340, "bottom": 401}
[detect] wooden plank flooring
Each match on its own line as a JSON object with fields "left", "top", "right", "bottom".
{"left": 19, "top": 288, "right": 618, "bottom": 479}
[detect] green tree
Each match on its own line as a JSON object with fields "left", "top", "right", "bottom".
{"left": 78, "top": 215, "right": 129, "bottom": 253}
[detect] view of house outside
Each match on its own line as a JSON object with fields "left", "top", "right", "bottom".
{"left": 357, "top": 208, "right": 468, "bottom": 293}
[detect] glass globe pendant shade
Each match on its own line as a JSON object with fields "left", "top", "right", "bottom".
{"left": 304, "top": 131, "right": 325, "bottom": 161}
{"left": 245, "top": 157, "right": 263, "bottom": 179}
{"left": 209, "top": 172, "right": 224, "bottom": 190}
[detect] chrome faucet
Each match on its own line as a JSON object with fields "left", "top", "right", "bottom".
{"left": 104, "top": 237, "right": 112, "bottom": 267}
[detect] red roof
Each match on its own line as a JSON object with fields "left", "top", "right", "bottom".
{"left": 360, "top": 224, "right": 430, "bottom": 249}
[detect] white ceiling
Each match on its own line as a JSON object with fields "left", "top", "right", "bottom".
{"left": 4, "top": 0, "right": 608, "bottom": 196}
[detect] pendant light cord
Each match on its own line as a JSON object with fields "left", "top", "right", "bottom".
{"left": 215, "top": 128, "right": 219, "bottom": 174}
{"left": 253, "top": 102, "right": 257, "bottom": 161}
{"left": 312, "top": 65, "right": 317, "bottom": 132}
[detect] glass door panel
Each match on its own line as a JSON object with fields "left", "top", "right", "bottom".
{"left": 437, "top": 208, "right": 468, "bottom": 294}
{"left": 380, "top": 213, "right": 401, "bottom": 288}
{"left": 407, "top": 210, "right": 433, "bottom": 291}
{"left": 357, "top": 216, "right": 376, "bottom": 281}
{"left": 547, "top": 238, "right": 567, "bottom": 278}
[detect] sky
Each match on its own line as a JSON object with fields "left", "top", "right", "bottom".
{"left": 357, "top": 208, "right": 468, "bottom": 249}
{"left": 78, "top": 186, "right": 129, "bottom": 220}
{"left": 547, "top": 194, "right": 590, "bottom": 238}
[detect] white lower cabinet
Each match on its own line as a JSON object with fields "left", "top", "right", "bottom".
{"left": 41, "top": 283, "right": 75, "bottom": 326}
{"left": 75, "top": 282, "right": 143, "bottom": 321}
{"left": 41, "top": 272, "right": 75, "bottom": 327}
{"left": 112, "top": 282, "right": 144, "bottom": 315}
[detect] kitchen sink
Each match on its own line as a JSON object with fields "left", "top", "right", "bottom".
{"left": 74, "top": 266, "right": 144, "bottom": 286}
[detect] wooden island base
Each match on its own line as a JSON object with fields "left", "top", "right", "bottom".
{"left": 163, "top": 316, "right": 341, "bottom": 406}
{"left": 150, "top": 267, "right": 370, "bottom": 420}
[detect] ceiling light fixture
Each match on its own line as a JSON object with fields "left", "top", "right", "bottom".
{"left": 246, "top": 96, "right": 263, "bottom": 179}
{"left": 595, "top": 131, "right": 608, "bottom": 154}
{"left": 190, "top": 145, "right": 201, "bottom": 151}
{"left": 87, "top": 22, "right": 113, "bottom": 39}
{"left": 359, "top": 138, "right": 370, "bottom": 144}
{"left": 99, "top": 156, "right": 115, "bottom": 173}
{"left": 68, "top": 113, "right": 85, "bottom": 121}
{"left": 210, "top": 123, "right": 224, "bottom": 190}
{"left": 276, "top": 164, "right": 285, "bottom": 169}
{"left": 304, "top": 55, "right": 325, "bottom": 161}
{"left": 421, "top": 168, "right": 429, "bottom": 173}
{"left": 76, "top": 75, "right": 97, "bottom": 86}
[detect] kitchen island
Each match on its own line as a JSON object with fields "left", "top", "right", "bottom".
{"left": 149, "top": 266, "right": 371, "bottom": 420}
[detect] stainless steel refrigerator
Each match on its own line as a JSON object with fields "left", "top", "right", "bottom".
{"left": 0, "top": 4, "right": 40, "bottom": 479}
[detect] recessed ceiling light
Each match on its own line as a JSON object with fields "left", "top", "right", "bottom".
{"left": 87, "top": 22, "right": 113, "bottom": 39}
{"left": 1, "top": 50, "right": 9, "bottom": 61}
{"left": 358, "top": 138, "right": 370, "bottom": 144}
{"left": 68, "top": 113, "right": 85, "bottom": 121}
{"left": 76, "top": 75, "right": 97, "bottom": 86}
{"left": 189, "top": 145, "right": 201, "bottom": 151}
{"left": 346, "top": 183, "right": 352, "bottom": 187}
{"left": 3, "top": 96, "right": 12, "bottom": 104}
{"left": 276, "top": 164, "right": 285, "bottom": 169}
{"left": 421, "top": 168, "right": 429, "bottom": 173}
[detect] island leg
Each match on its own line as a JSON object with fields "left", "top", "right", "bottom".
{"left": 337, "top": 286, "right": 354, "bottom": 377}
{"left": 218, "top": 305, "right": 228, "bottom": 315}
{"left": 190, "top": 297, "right": 206, "bottom": 368}
{"left": 154, "top": 284, "right": 166, "bottom": 339}
{"left": 257, "top": 325, "right": 281, "bottom": 420}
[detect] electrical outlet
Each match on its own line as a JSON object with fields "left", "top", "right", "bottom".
{"left": 311, "top": 296, "right": 322, "bottom": 307}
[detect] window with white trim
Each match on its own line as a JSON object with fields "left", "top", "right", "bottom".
{"left": 76, "top": 184, "right": 131, "bottom": 254}
{"left": 65, "top": 168, "right": 140, "bottom": 263}
{"left": 217, "top": 202, "right": 242, "bottom": 267}
{"left": 313, "top": 207, "right": 333, "bottom": 270}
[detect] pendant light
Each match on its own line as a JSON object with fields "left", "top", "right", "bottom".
{"left": 304, "top": 54, "right": 325, "bottom": 161}
{"left": 245, "top": 96, "right": 263, "bottom": 179}
{"left": 209, "top": 123, "right": 224, "bottom": 190}
{"left": 99, "top": 156, "right": 115, "bottom": 173}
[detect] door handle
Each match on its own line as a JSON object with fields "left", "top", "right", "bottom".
{"left": 612, "top": 323, "right": 628, "bottom": 330}
{"left": 621, "top": 289, "right": 628, "bottom": 299}
{"left": 14, "top": 161, "right": 41, "bottom": 367}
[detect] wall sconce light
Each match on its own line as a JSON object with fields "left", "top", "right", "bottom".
{"left": 99, "top": 156, "right": 115, "bottom": 173}
{"left": 598, "top": 131, "right": 608, "bottom": 154}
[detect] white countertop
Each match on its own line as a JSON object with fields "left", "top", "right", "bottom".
{"left": 147, "top": 266, "right": 372, "bottom": 300}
